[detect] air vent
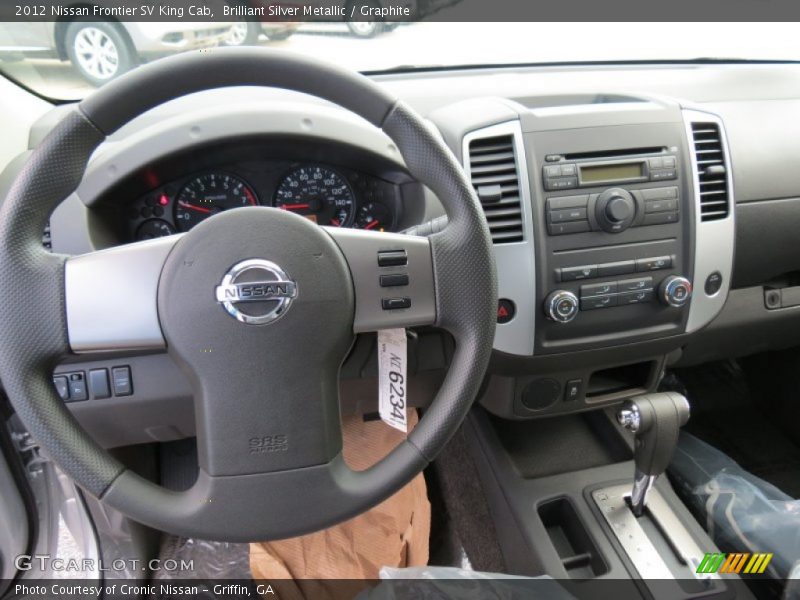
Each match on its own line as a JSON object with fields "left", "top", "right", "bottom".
{"left": 691, "top": 122, "right": 730, "bottom": 221}
{"left": 42, "top": 221, "right": 52, "bottom": 251}
{"left": 467, "top": 134, "right": 524, "bottom": 243}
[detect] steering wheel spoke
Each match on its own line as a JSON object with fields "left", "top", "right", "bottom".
{"left": 325, "top": 227, "right": 437, "bottom": 333}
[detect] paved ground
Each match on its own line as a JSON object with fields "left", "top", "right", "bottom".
{"left": 2, "top": 22, "right": 799, "bottom": 100}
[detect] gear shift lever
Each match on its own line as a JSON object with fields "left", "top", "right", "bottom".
{"left": 616, "top": 392, "right": 690, "bottom": 517}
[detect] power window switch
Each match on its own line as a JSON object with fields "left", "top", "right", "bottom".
{"left": 53, "top": 376, "right": 70, "bottom": 401}
{"left": 89, "top": 368, "right": 111, "bottom": 400}
{"left": 67, "top": 372, "right": 88, "bottom": 402}
{"left": 111, "top": 366, "right": 133, "bottom": 396}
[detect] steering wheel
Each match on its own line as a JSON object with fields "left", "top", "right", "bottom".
{"left": 0, "top": 48, "right": 496, "bottom": 541}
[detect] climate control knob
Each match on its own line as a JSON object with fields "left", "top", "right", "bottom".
{"left": 596, "top": 188, "right": 636, "bottom": 233}
{"left": 545, "top": 290, "right": 580, "bottom": 323}
{"left": 659, "top": 276, "right": 692, "bottom": 307}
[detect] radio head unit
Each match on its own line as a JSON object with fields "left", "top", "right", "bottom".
{"left": 543, "top": 148, "right": 678, "bottom": 191}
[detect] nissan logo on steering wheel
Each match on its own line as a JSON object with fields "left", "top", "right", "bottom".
{"left": 215, "top": 259, "right": 298, "bottom": 325}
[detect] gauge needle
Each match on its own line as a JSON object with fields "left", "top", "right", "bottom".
{"left": 364, "top": 220, "right": 380, "bottom": 230}
{"left": 280, "top": 203, "right": 311, "bottom": 211}
{"left": 178, "top": 201, "right": 213, "bottom": 214}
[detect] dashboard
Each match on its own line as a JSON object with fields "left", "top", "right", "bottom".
{"left": 7, "top": 62, "right": 800, "bottom": 442}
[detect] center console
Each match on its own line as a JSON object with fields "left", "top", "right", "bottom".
{"left": 429, "top": 95, "right": 735, "bottom": 420}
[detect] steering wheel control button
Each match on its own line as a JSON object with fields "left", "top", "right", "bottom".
{"left": 545, "top": 290, "right": 580, "bottom": 323}
{"left": 564, "top": 379, "right": 582, "bottom": 402}
{"left": 636, "top": 256, "right": 673, "bottom": 272}
{"left": 111, "top": 366, "right": 133, "bottom": 396}
{"left": 581, "top": 294, "right": 618, "bottom": 310}
{"left": 215, "top": 259, "right": 297, "bottom": 325}
{"left": 67, "top": 372, "right": 88, "bottom": 402}
{"left": 377, "top": 250, "right": 407, "bottom": 267}
{"left": 521, "top": 378, "right": 561, "bottom": 411}
{"left": 497, "top": 299, "right": 516, "bottom": 324}
{"left": 705, "top": 271, "right": 723, "bottom": 296}
{"left": 380, "top": 274, "right": 409, "bottom": 287}
{"left": 559, "top": 265, "right": 597, "bottom": 282}
{"left": 659, "top": 276, "right": 693, "bottom": 307}
{"left": 382, "top": 297, "right": 412, "bottom": 310}
{"left": 53, "top": 376, "right": 70, "bottom": 401}
{"left": 580, "top": 282, "right": 618, "bottom": 297}
{"left": 89, "top": 368, "right": 111, "bottom": 400}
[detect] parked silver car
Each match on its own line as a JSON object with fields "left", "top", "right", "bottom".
{"left": 0, "top": 21, "right": 232, "bottom": 86}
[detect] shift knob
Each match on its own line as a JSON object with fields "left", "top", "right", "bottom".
{"left": 617, "top": 392, "right": 690, "bottom": 516}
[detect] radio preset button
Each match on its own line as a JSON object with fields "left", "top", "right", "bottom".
{"left": 549, "top": 207, "right": 588, "bottom": 223}
{"left": 636, "top": 256, "right": 672, "bottom": 272}
{"left": 560, "top": 265, "right": 597, "bottom": 281}
{"left": 642, "top": 187, "right": 678, "bottom": 201}
{"left": 643, "top": 212, "right": 680, "bottom": 225}
{"left": 649, "top": 157, "right": 664, "bottom": 169}
{"left": 547, "top": 195, "right": 589, "bottom": 210}
{"left": 548, "top": 221, "right": 590, "bottom": 235}
{"left": 645, "top": 199, "right": 678, "bottom": 213}
{"left": 662, "top": 156, "right": 677, "bottom": 168}
{"left": 561, "top": 164, "right": 577, "bottom": 176}
{"left": 545, "top": 177, "right": 578, "bottom": 191}
{"left": 650, "top": 169, "right": 677, "bottom": 181}
{"left": 544, "top": 165, "right": 562, "bottom": 177}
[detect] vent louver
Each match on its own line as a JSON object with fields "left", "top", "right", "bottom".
{"left": 691, "top": 122, "right": 730, "bottom": 221}
{"left": 467, "top": 134, "right": 524, "bottom": 243}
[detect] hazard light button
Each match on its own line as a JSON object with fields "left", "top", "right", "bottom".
{"left": 497, "top": 299, "right": 516, "bottom": 324}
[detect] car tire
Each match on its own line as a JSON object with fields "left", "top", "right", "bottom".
{"left": 345, "top": 1, "right": 385, "bottom": 38}
{"left": 64, "top": 21, "right": 137, "bottom": 87}
{"left": 224, "top": 20, "right": 262, "bottom": 46}
{"left": 266, "top": 29, "right": 294, "bottom": 41}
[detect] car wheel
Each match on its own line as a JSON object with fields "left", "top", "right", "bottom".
{"left": 224, "top": 20, "right": 261, "bottom": 46}
{"left": 64, "top": 21, "right": 136, "bottom": 86}
{"left": 346, "top": 1, "right": 385, "bottom": 38}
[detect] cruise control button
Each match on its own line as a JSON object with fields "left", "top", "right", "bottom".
{"left": 636, "top": 256, "right": 672, "bottom": 272}
{"left": 580, "top": 282, "right": 618, "bottom": 297}
{"left": 618, "top": 277, "right": 653, "bottom": 292}
{"left": 379, "top": 274, "right": 409, "bottom": 287}
{"left": 377, "top": 250, "right": 407, "bottom": 267}
{"left": 618, "top": 290, "right": 655, "bottom": 305}
{"left": 382, "top": 297, "right": 411, "bottom": 310}
{"left": 560, "top": 265, "right": 597, "bottom": 281}
{"left": 581, "top": 295, "right": 617, "bottom": 310}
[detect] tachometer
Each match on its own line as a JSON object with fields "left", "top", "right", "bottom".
{"left": 274, "top": 165, "right": 355, "bottom": 227}
{"left": 174, "top": 172, "right": 257, "bottom": 232}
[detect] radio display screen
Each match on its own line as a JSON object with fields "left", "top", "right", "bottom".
{"left": 580, "top": 162, "right": 644, "bottom": 184}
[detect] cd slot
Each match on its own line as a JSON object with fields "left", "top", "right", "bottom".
{"left": 562, "top": 146, "right": 666, "bottom": 160}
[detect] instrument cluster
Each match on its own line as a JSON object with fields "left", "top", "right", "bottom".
{"left": 126, "top": 162, "right": 400, "bottom": 242}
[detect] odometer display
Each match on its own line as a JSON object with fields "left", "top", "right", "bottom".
{"left": 274, "top": 165, "right": 355, "bottom": 227}
{"left": 174, "top": 172, "right": 257, "bottom": 232}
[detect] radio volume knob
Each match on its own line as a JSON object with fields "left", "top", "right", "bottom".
{"left": 545, "top": 290, "right": 579, "bottom": 323}
{"left": 596, "top": 188, "right": 636, "bottom": 233}
{"left": 659, "top": 276, "right": 692, "bottom": 307}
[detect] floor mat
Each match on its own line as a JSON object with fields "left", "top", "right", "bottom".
{"left": 669, "top": 361, "right": 800, "bottom": 498}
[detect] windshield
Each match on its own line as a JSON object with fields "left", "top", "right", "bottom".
{"left": 1, "top": 21, "right": 798, "bottom": 101}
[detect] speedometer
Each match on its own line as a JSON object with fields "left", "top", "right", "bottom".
{"left": 274, "top": 165, "right": 356, "bottom": 227}
{"left": 174, "top": 172, "right": 257, "bottom": 232}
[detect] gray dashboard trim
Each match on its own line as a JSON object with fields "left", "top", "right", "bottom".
{"left": 682, "top": 109, "right": 736, "bottom": 334}
{"left": 462, "top": 121, "right": 536, "bottom": 356}
{"left": 75, "top": 101, "right": 407, "bottom": 210}
{"left": 65, "top": 236, "right": 178, "bottom": 352}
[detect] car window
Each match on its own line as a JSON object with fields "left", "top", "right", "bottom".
{"left": 1, "top": 21, "right": 799, "bottom": 101}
